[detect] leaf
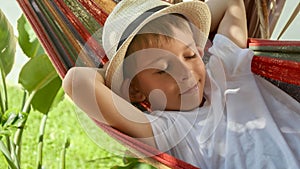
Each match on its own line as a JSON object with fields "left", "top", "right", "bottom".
{"left": 0, "top": 130, "right": 11, "bottom": 137}
{"left": 18, "top": 54, "right": 62, "bottom": 114}
{"left": 31, "top": 77, "right": 62, "bottom": 114}
{"left": 2, "top": 108, "right": 19, "bottom": 126}
{"left": 1, "top": 109, "right": 27, "bottom": 131}
{"left": 17, "top": 15, "right": 44, "bottom": 58}
{"left": 0, "top": 9, "right": 16, "bottom": 76}
{"left": 19, "top": 54, "right": 58, "bottom": 93}
{"left": 3, "top": 112, "right": 18, "bottom": 128}
{"left": 0, "top": 140, "right": 19, "bottom": 169}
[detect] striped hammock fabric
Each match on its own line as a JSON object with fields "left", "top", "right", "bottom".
{"left": 16, "top": 0, "right": 300, "bottom": 168}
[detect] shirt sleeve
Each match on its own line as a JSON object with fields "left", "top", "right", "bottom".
{"left": 208, "top": 34, "right": 254, "bottom": 78}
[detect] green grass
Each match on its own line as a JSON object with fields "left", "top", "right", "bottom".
{"left": 0, "top": 85, "right": 124, "bottom": 169}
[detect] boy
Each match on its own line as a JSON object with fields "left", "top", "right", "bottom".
{"left": 63, "top": 0, "right": 300, "bottom": 168}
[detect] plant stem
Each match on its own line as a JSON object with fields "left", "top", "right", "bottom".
{"left": 13, "top": 91, "right": 36, "bottom": 165}
{"left": 0, "top": 70, "right": 6, "bottom": 114}
{"left": 36, "top": 114, "right": 48, "bottom": 169}
{"left": 60, "top": 147, "right": 66, "bottom": 169}
{"left": 20, "top": 91, "right": 27, "bottom": 112}
{"left": 9, "top": 138, "right": 20, "bottom": 169}
{"left": 59, "top": 138, "right": 70, "bottom": 169}
{"left": 0, "top": 90, "right": 4, "bottom": 115}
{"left": 5, "top": 136, "right": 11, "bottom": 154}
{"left": 0, "top": 69, "right": 9, "bottom": 112}
{"left": 1, "top": 69, "right": 8, "bottom": 112}
{"left": 0, "top": 140, "right": 19, "bottom": 169}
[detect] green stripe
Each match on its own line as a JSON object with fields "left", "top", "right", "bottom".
{"left": 253, "top": 51, "right": 300, "bottom": 62}
{"left": 250, "top": 45, "right": 300, "bottom": 53}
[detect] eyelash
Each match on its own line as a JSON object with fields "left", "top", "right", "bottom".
{"left": 185, "top": 54, "right": 197, "bottom": 60}
{"left": 155, "top": 54, "right": 196, "bottom": 74}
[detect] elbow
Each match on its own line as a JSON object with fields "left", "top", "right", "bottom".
{"left": 62, "top": 67, "right": 102, "bottom": 98}
{"left": 230, "top": 26, "right": 248, "bottom": 48}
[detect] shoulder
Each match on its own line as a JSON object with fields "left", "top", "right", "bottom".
{"left": 209, "top": 34, "right": 249, "bottom": 56}
{"left": 207, "top": 34, "right": 254, "bottom": 76}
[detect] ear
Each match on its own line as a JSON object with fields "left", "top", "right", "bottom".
{"left": 129, "top": 80, "right": 146, "bottom": 103}
{"left": 121, "top": 78, "right": 146, "bottom": 103}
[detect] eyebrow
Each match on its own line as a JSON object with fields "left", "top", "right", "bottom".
{"left": 184, "top": 41, "right": 196, "bottom": 51}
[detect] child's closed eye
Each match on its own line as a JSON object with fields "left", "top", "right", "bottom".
{"left": 184, "top": 54, "right": 197, "bottom": 60}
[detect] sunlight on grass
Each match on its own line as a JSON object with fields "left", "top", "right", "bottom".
{"left": 0, "top": 85, "right": 124, "bottom": 169}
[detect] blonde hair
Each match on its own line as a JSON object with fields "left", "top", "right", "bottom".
{"left": 126, "top": 14, "right": 193, "bottom": 56}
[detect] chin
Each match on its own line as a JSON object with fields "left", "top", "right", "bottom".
{"left": 179, "top": 95, "right": 203, "bottom": 111}
{"left": 180, "top": 102, "right": 200, "bottom": 111}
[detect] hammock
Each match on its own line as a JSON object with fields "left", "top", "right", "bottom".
{"left": 16, "top": 0, "right": 300, "bottom": 168}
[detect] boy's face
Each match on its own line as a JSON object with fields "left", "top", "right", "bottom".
{"left": 125, "top": 27, "right": 206, "bottom": 111}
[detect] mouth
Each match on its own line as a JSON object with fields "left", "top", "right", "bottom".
{"left": 180, "top": 82, "right": 200, "bottom": 95}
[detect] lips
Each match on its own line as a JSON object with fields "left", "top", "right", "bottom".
{"left": 181, "top": 82, "right": 199, "bottom": 95}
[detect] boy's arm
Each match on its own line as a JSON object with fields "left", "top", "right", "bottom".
{"left": 206, "top": 0, "right": 248, "bottom": 48}
{"left": 205, "top": 0, "right": 228, "bottom": 34}
{"left": 62, "top": 67, "right": 155, "bottom": 147}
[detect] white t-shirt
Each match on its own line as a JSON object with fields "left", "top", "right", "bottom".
{"left": 146, "top": 34, "right": 300, "bottom": 169}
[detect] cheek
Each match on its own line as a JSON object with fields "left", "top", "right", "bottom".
{"left": 198, "top": 65, "right": 206, "bottom": 79}
{"left": 138, "top": 75, "right": 178, "bottom": 96}
{"left": 191, "top": 59, "right": 205, "bottom": 76}
{"left": 137, "top": 79, "right": 152, "bottom": 94}
{"left": 136, "top": 75, "right": 160, "bottom": 94}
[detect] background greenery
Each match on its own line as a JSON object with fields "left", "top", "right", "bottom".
{"left": 0, "top": 86, "right": 123, "bottom": 169}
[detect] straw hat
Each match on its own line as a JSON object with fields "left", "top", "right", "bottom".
{"left": 102, "top": 0, "right": 211, "bottom": 95}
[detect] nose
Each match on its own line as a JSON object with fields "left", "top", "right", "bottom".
{"left": 172, "top": 59, "right": 193, "bottom": 83}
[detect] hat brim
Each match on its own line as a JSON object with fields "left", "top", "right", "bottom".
{"left": 105, "top": 1, "right": 211, "bottom": 95}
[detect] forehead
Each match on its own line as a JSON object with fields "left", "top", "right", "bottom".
{"left": 129, "top": 25, "right": 195, "bottom": 59}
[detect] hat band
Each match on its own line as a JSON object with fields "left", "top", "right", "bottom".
{"left": 117, "top": 5, "right": 168, "bottom": 50}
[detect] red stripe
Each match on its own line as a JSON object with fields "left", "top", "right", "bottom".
{"left": 16, "top": 0, "right": 67, "bottom": 78}
{"left": 251, "top": 56, "right": 300, "bottom": 86}
{"left": 77, "top": 0, "right": 110, "bottom": 26}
